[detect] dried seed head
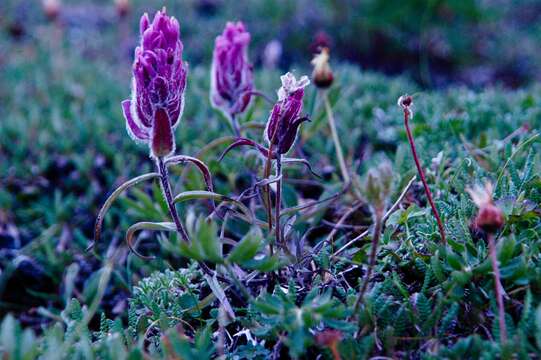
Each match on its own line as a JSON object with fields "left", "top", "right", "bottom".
{"left": 466, "top": 182, "right": 504, "bottom": 233}
{"left": 398, "top": 94, "right": 413, "bottom": 118}
{"left": 42, "top": 0, "right": 61, "bottom": 21}
{"left": 311, "top": 47, "right": 334, "bottom": 89}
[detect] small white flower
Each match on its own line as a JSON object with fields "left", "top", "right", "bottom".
{"left": 466, "top": 182, "right": 494, "bottom": 208}
{"left": 277, "top": 72, "right": 310, "bottom": 101}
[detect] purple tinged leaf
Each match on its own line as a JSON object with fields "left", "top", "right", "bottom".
{"left": 218, "top": 138, "right": 271, "bottom": 162}
{"left": 165, "top": 155, "right": 214, "bottom": 193}
{"left": 151, "top": 107, "right": 174, "bottom": 158}
{"left": 122, "top": 100, "right": 149, "bottom": 141}
{"left": 278, "top": 115, "right": 309, "bottom": 154}
{"left": 264, "top": 73, "right": 310, "bottom": 154}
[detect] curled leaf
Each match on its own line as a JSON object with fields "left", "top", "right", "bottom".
{"left": 218, "top": 137, "right": 271, "bottom": 162}
{"left": 165, "top": 155, "right": 214, "bottom": 193}
{"left": 125, "top": 221, "right": 176, "bottom": 259}
{"left": 91, "top": 172, "right": 160, "bottom": 252}
{"left": 282, "top": 157, "right": 321, "bottom": 178}
{"left": 172, "top": 190, "right": 254, "bottom": 223}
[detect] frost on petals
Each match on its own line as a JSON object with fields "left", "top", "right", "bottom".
{"left": 121, "top": 8, "right": 187, "bottom": 159}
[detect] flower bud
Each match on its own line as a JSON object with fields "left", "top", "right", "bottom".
{"left": 311, "top": 47, "right": 333, "bottom": 89}
{"left": 42, "top": 0, "right": 61, "bottom": 21}
{"left": 397, "top": 94, "right": 413, "bottom": 118}
{"left": 115, "top": 0, "right": 130, "bottom": 18}
{"left": 364, "top": 161, "right": 393, "bottom": 213}
{"left": 121, "top": 9, "right": 187, "bottom": 159}
{"left": 264, "top": 73, "right": 310, "bottom": 155}
{"left": 210, "top": 22, "right": 254, "bottom": 118}
{"left": 466, "top": 182, "right": 504, "bottom": 233}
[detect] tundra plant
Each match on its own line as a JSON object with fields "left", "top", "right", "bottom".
{"left": 94, "top": 9, "right": 213, "bottom": 256}
{"left": 210, "top": 21, "right": 254, "bottom": 136}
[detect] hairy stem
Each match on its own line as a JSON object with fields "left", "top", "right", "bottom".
{"left": 487, "top": 233, "right": 507, "bottom": 344}
{"left": 275, "top": 154, "right": 283, "bottom": 247}
{"left": 230, "top": 113, "right": 241, "bottom": 137}
{"left": 403, "top": 108, "right": 447, "bottom": 245}
{"left": 323, "top": 91, "right": 350, "bottom": 185}
{"left": 352, "top": 208, "right": 383, "bottom": 320}
{"left": 157, "top": 157, "right": 190, "bottom": 243}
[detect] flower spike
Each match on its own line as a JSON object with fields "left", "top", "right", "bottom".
{"left": 121, "top": 8, "right": 187, "bottom": 159}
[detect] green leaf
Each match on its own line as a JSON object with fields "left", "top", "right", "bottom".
{"left": 227, "top": 227, "right": 263, "bottom": 264}
{"left": 92, "top": 172, "right": 160, "bottom": 249}
{"left": 125, "top": 221, "right": 176, "bottom": 259}
{"left": 195, "top": 218, "right": 222, "bottom": 263}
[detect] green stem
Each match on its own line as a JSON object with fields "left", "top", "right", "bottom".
{"left": 488, "top": 233, "right": 507, "bottom": 344}
{"left": 352, "top": 208, "right": 383, "bottom": 320}
{"left": 275, "top": 154, "right": 283, "bottom": 248}
{"left": 323, "top": 91, "right": 350, "bottom": 185}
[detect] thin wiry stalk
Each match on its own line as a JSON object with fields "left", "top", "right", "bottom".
{"left": 275, "top": 154, "right": 283, "bottom": 248}
{"left": 323, "top": 91, "right": 350, "bottom": 185}
{"left": 352, "top": 208, "right": 383, "bottom": 320}
{"left": 402, "top": 107, "right": 447, "bottom": 245}
{"left": 158, "top": 158, "right": 221, "bottom": 280}
{"left": 157, "top": 157, "right": 190, "bottom": 243}
{"left": 263, "top": 143, "right": 275, "bottom": 256}
{"left": 487, "top": 233, "right": 507, "bottom": 344}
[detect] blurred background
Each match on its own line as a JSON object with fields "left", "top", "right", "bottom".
{"left": 1, "top": 0, "right": 541, "bottom": 88}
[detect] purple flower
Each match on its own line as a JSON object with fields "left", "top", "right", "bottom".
{"left": 264, "top": 72, "right": 310, "bottom": 155}
{"left": 210, "top": 22, "right": 254, "bottom": 118}
{"left": 121, "top": 8, "right": 187, "bottom": 158}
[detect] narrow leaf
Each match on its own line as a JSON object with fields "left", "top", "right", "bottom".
{"left": 92, "top": 172, "right": 160, "bottom": 251}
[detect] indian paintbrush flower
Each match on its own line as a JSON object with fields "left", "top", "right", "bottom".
{"left": 210, "top": 21, "right": 254, "bottom": 134}
{"left": 264, "top": 72, "right": 310, "bottom": 155}
{"left": 311, "top": 47, "right": 334, "bottom": 89}
{"left": 121, "top": 8, "right": 187, "bottom": 159}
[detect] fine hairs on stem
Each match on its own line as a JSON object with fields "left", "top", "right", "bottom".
{"left": 487, "top": 233, "right": 507, "bottom": 344}
{"left": 398, "top": 95, "right": 447, "bottom": 245}
{"left": 157, "top": 157, "right": 190, "bottom": 243}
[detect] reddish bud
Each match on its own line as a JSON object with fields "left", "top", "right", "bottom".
{"left": 467, "top": 182, "right": 504, "bottom": 234}
{"left": 42, "top": 0, "right": 61, "bottom": 21}
{"left": 311, "top": 47, "right": 334, "bottom": 89}
{"left": 315, "top": 329, "right": 342, "bottom": 360}
{"left": 115, "top": 0, "right": 131, "bottom": 18}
